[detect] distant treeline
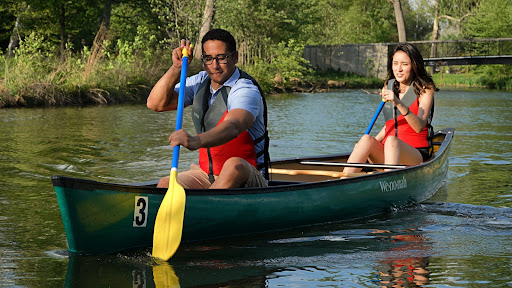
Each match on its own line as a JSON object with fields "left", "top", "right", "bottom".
{"left": 0, "top": 0, "right": 511, "bottom": 107}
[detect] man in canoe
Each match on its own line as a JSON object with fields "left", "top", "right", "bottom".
{"left": 147, "top": 29, "right": 270, "bottom": 189}
{"left": 343, "top": 43, "right": 438, "bottom": 174}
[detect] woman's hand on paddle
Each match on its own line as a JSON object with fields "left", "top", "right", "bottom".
{"left": 380, "top": 88, "right": 397, "bottom": 104}
{"left": 171, "top": 39, "right": 193, "bottom": 72}
{"left": 169, "top": 129, "right": 201, "bottom": 151}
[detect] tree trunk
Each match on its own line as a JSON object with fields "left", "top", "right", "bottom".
{"left": 7, "top": 15, "right": 22, "bottom": 57}
{"left": 431, "top": 1, "right": 439, "bottom": 58}
{"left": 194, "top": 0, "right": 216, "bottom": 59}
{"left": 429, "top": 1, "right": 440, "bottom": 74}
{"left": 100, "top": 0, "right": 112, "bottom": 30}
{"left": 7, "top": 4, "right": 30, "bottom": 57}
{"left": 173, "top": 0, "right": 180, "bottom": 40}
{"left": 60, "top": 4, "right": 66, "bottom": 57}
{"left": 390, "top": 0, "right": 407, "bottom": 42}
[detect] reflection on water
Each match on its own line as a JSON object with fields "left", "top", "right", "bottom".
{"left": 1, "top": 88, "right": 512, "bottom": 287}
{"left": 373, "top": 233, "right": 431, "bottom": 287}
{"left": 63, "top": 218, "right": 437, "bottom": 287}
{"left": 61, "top": 203, "right": 512, "bottom": 287}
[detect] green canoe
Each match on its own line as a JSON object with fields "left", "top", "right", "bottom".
{"left": 52, "top": 128, "right": 454, "bottom": 255}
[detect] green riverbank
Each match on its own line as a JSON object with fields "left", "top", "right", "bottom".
{"left": 0, "top": 48, "right": 384, "bottom": 108}
{"left": 0, "top": 51, "right": 509, "bottom": 109}
{"left": 432, "top": 66, "right": 512, "bottom": 90}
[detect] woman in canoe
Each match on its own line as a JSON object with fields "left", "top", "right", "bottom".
{"left": 343, "top": 43, "right": 438, "bottom": 173}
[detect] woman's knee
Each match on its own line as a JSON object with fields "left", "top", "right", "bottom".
{"left": 355, "top": 135, "right": 377, "bottom": 149}
{"left": 359, "top": 134, "right": 373, "bottom": 143}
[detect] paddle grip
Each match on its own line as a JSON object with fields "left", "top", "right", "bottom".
{"left": 364, "top": 101, "right": 385, "bottom": 135}
{"left": 171, "top": 54, "right": 189, "bottom": 170}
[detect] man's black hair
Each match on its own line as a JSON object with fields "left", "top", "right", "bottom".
{"left": 201, "top": 29, "right": 237, "bottom": 54}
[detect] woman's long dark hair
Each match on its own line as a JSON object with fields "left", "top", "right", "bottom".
{"left": 385, "top": 43, "right": 439, "bottom": 98}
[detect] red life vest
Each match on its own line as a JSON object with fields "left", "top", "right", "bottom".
{"left": 198, "top": 111, "right": 258, "bottom": 175}
{"left": 191, "top": 70, "right": 269, "bottom": 178}
{"left": 382, "top": 80, "right": 431, "bottom": 148}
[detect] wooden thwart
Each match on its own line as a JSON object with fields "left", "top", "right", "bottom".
{"left": 269, "top": 168, "right": 369, "bottom": 178}
{"left": 300, "top": 161, "right": 406, "bottom": 169}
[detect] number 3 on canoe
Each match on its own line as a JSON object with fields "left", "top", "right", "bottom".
{"left": 152, "top": 45, "right": 191, "bottom": 261}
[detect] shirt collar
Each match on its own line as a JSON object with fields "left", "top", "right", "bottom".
{"left": 210, "top": 67, "right": 239, "bottom": 94}
{"left": 223, "top": 67, "right": 240, "bottom": 88}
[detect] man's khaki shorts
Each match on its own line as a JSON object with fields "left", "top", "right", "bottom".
{"left": 177, "top": 163, "right": 267, "bottom": 189}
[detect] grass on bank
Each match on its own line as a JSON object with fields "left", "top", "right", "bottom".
{"left": 432, "top": 65, "right": 512, "bottom": 90}
{"left": 0, "top": 29, "right": 174, "bottom": 108}
{"left": 0, "top": 34, "right": 384, "bottom": 108}
{"left": 0, "top": 49, "right": 381, "bottom": 108}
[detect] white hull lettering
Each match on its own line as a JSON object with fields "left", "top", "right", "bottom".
{"left": 379, "top": 176, "right": 407, "bottom": 192}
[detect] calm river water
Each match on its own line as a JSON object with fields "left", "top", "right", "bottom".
{"left": 1, "top": 88, "right": 511, "bottom": 287}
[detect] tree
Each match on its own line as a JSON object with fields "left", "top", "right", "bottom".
{"left": 149, "top": 0, "right": 204, "bottom": 45}
{"left": 461, "top": 0, "right": 512, "bottom": 89}
{"left": 32, "top": 0, "right": 102, "bottom": 55}
{"left": 462, "top": 0, "right": 512, "bottom": 39}
{"left": 431, "top": 0, "right": 440, "bottom": 57}
{"left": 4, "top": 0, "right": 104, "bottom": 55}
{"left": 402, "top": 0, "right": 432, "bottom": 41}
{"left": 5, "top": 2, "right": 29, "bottom": 57}
{"left": 193, "top": 0, "right": 215, "bottom": 59}
{"left": 100, "top": 0, "right": 112, "bottom": 29}
{"left": 438, "top": 0, "right": 477, "bottom": 37}
{"left": 1, "top": 0, "right": 18, "bottom": 55}
{"left": 389, "top": 0, "right": 407, "bottom": 42}
{"left": 333, "top": 0, "right": 396, "bottom": 44}
{"left": 109, "top": 1, "right": 163, "bottom": 44}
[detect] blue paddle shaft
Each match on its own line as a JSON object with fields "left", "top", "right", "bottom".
{"left": 364, "top": 101, "right": 385, "bottom": 135}
{"left": 171, "top": 54, "right": 189, "bottom": 170}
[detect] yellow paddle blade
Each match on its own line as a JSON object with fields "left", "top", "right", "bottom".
{"left": 152, "top": 170, "right": 186, "bottom": 260}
